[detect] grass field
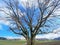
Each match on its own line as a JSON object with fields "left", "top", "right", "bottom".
{"left": 0, "top": 40, "right": 60, "bottom": 45}
{"left": 0, "top": 40, "right": 26, "bottom": 45}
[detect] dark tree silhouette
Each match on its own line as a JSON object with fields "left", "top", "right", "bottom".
{"left": 0, "top": 0, "right": 60, "bottom": 45}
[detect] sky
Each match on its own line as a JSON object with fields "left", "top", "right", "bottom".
{"left": 0, "top": 0, "right": 60, "bottom": 39}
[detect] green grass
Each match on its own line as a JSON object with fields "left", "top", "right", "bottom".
{"left": 36, "top": 40, "right": 58, "bottom": 43}
{"left": 36, "top": 40, "right": 60, "bottom": 45}
{"left": 0, "top": 40, "right": 26, "bottom": 45}
{"left": 0, "top": 40, "right": 60, "bottom": 45}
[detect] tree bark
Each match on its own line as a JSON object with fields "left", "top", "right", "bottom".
{"left": 26, "top": 38, "right": 35, "bottom": 45}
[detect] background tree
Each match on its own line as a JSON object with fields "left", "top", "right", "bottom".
{"left": 0, "top": 0, "right": 60, "bottom": 45}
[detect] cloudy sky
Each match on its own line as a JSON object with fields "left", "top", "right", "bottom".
{"left": 0, "top": 0, "right": 60, "bottom": 39}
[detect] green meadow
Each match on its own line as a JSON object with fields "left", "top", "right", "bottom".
{"left": 0, "top": 40, "right": 60, "bottom": 45}
{"left": 0, "top": 40, "right": 26, "bottom": 45}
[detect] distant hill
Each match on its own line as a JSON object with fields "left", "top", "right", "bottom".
{"left": 0, "top": 37, "right": 7, "bottom": 40}
{"left": 36, "top": 38, "right": 48, "bottom": 40}
{"left": 54, "top": 37, "right": 60, "bottom": 40}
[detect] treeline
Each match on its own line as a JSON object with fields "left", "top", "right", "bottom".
{"left": 0, "top": 37, "right": 7, "bottom": 40}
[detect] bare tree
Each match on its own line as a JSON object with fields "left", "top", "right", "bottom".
{"left": 0, "top": 0, "right": 60, "bottom": 45}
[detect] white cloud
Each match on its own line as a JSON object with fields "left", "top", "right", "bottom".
{"left": 4, "top": 36, "right": 25, "bottom": 40}
{"left": 35, "top": 28, "right": 60, "bottom": 39}
{"left": 19, "top": 0, "right": 38, "bottom": 8}
{"left": 53, "top": 28, "right": 60, "bottom": 33}
{"left": 19, "top": 0, "right": 27, "bottom": 8}
{"left": 0, "top": 25, "right": 3, "bottom": 30}
{"left": 0, "top": 20, "right": 10, "bottom": 25}
{"left": 36, "top": 33, "right": 60, "bottom": 39}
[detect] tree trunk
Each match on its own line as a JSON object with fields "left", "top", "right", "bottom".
{"left": 26, "top": 38, "right": 35, "bottom": 45}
